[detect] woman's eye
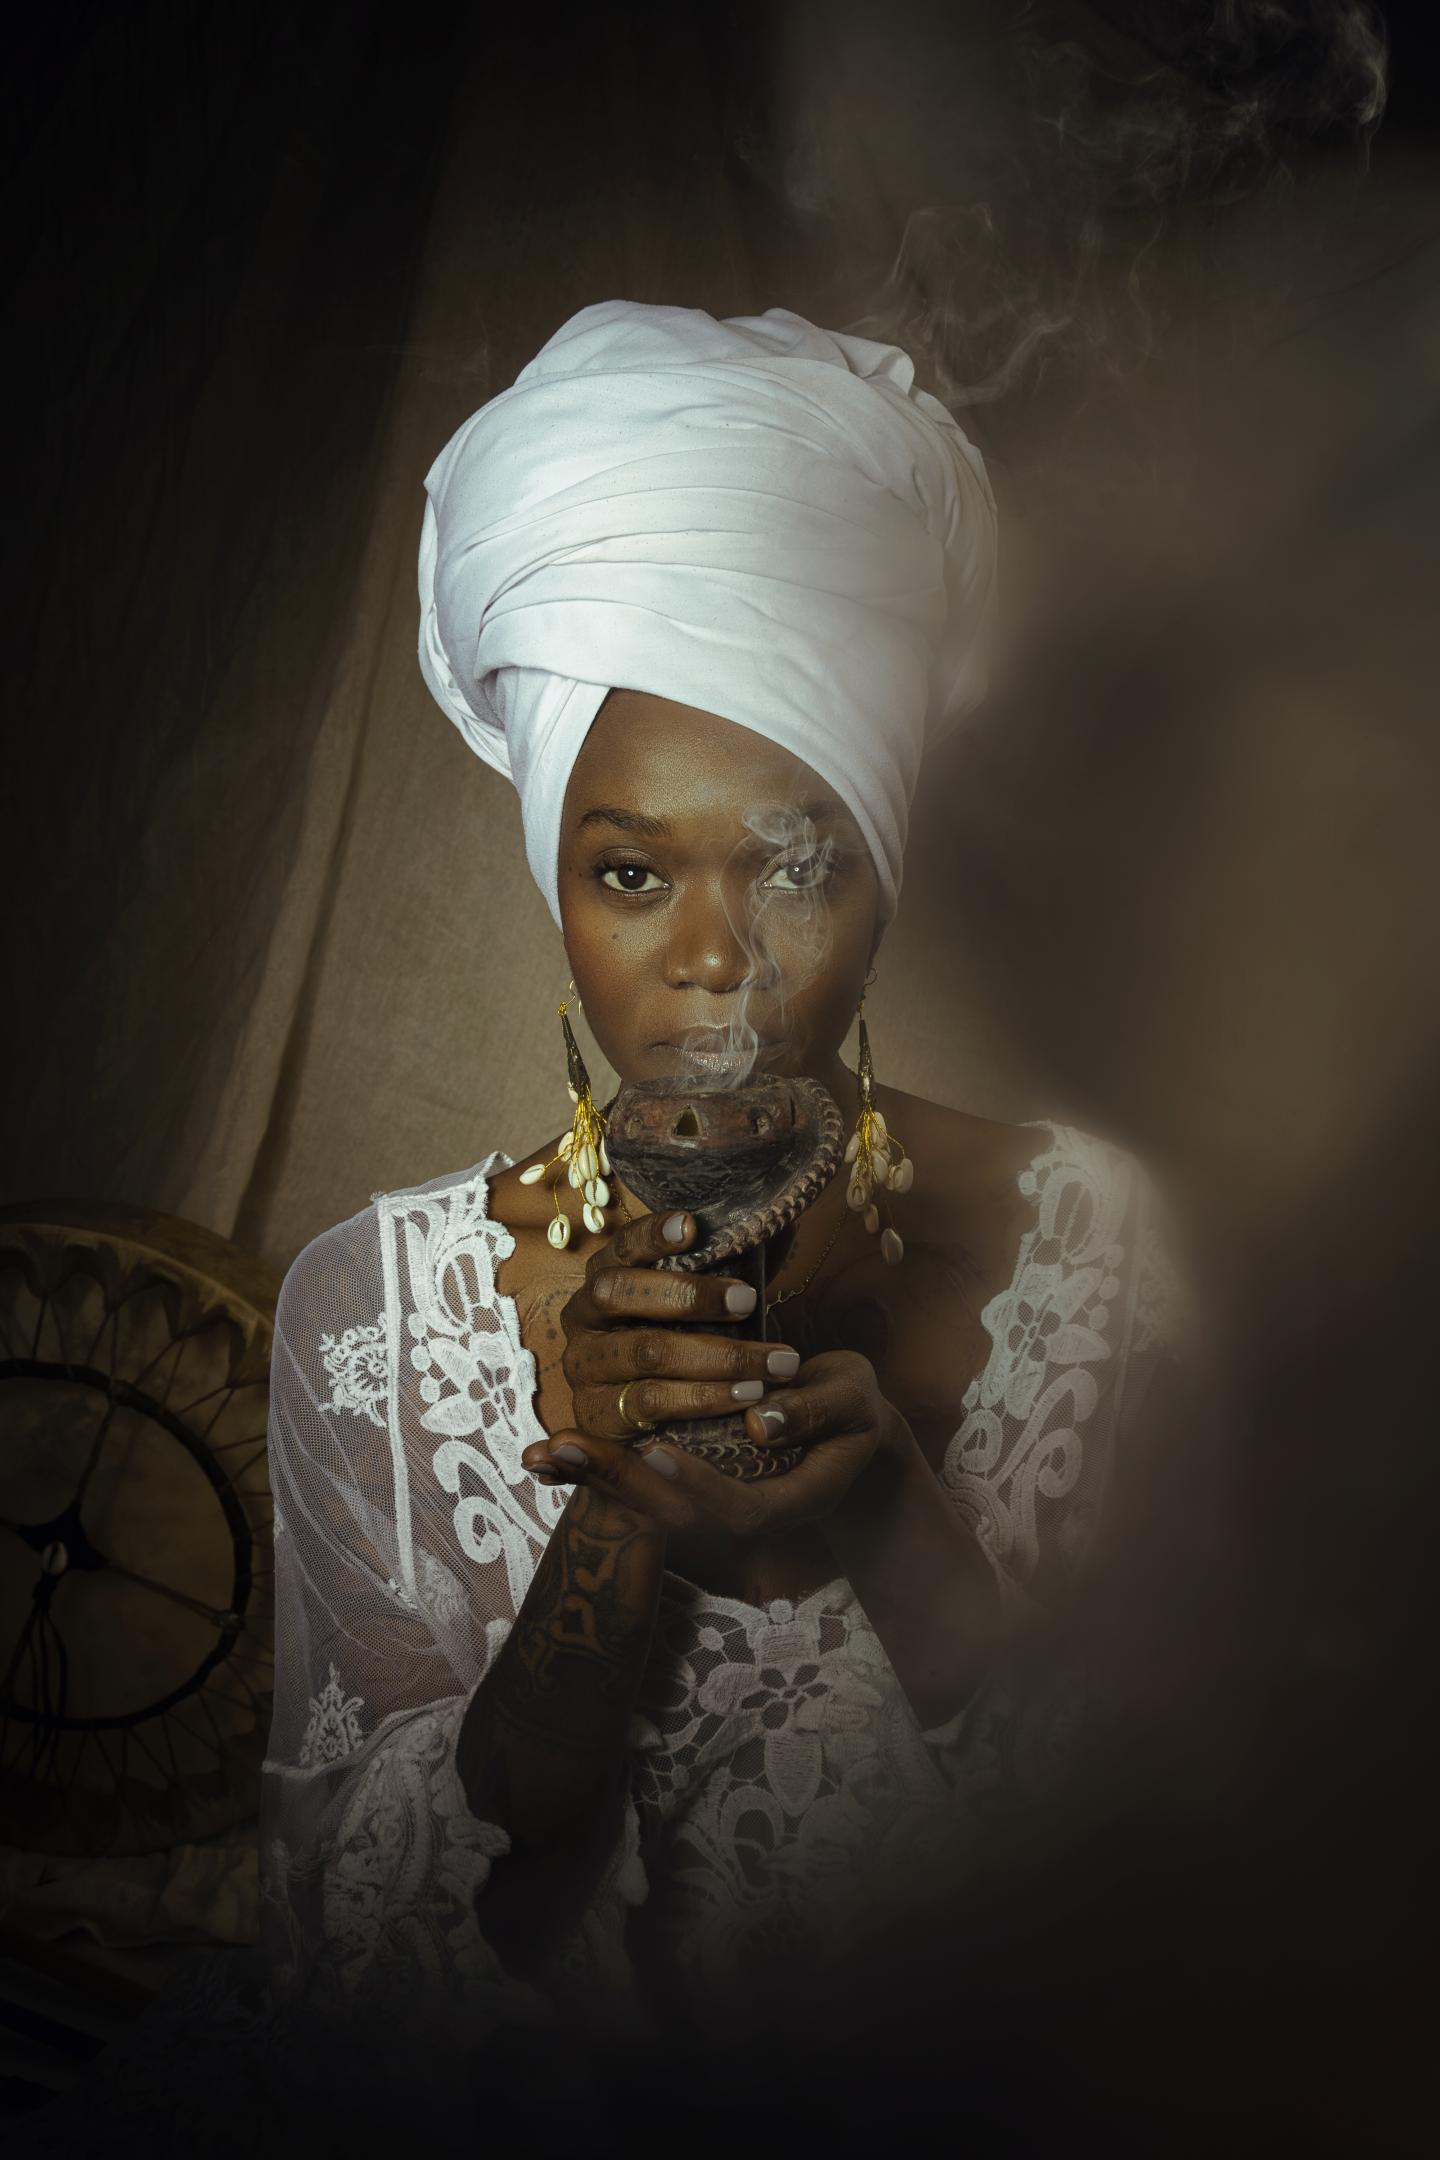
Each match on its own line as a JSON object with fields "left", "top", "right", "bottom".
{"left": 600, "top": 862, "right": 666, "bottom": 894}
{"left": 762, "top": 854, "right": 829, "bottom": 892}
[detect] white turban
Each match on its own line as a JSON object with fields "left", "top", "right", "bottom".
{"left": 417, "top": 299, "right": 996, "bottom": 925}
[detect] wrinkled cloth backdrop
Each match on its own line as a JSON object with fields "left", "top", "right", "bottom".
{"left": 7, "top": 1, "right": 1436, "bottom": 1287}
{"left": 5, "top": 1, "right": 1048, "bottom": 1270}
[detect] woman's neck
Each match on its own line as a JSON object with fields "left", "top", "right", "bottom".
{"left": 810, "top": 1053, "right": 860, "bottom": 1120}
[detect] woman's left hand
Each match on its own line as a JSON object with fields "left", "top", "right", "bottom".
{"left": 520, "top": 1349, "right": 907, "bottom": 1539}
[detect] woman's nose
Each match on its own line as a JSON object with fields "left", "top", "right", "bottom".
{"left": 663, "top": 890, "right": 751, "bottom": 994}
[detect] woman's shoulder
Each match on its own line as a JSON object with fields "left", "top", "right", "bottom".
{"left": 882, "top": 1088, "right": 1188, "bottom": 1354}
{"left": 1003, "top": 1116, "right": 1193, "bottom": 1364}
{"left": 882, "top": 1086, "right": 1156, "bottom": 1216}
{"left": 276, "top": 1151, "right": 517, "bottom": 1330}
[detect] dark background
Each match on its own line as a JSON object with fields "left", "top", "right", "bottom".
{"left": 4, "top": 5, "right": 1437, "bottom": 2153}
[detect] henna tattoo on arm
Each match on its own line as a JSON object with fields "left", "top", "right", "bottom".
{"left": 453, "top": 1485, "right": 665, "bottom": 1974}
{"left": 456, "top": 1484, "right": 665, "bottom": 1852}
{"left": 484, "top": 1484, "right": 662, "bottom": 1748}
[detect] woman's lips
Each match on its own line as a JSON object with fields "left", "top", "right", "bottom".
{"left": 651, "top": 1036, "right": 783, "bottom": 1074}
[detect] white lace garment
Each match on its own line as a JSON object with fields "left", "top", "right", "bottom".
{"left": 259, "top": 1122, "right": 1183, "bottom": 2056}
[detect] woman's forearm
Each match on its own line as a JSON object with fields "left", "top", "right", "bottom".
{"left": 456, "top": 1483, "right": 665, "bottom": 1858}
{"left": 819, "top": 1422, "right": 1003, "bottom": 1729}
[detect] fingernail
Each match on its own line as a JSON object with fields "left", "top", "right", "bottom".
{"left": 758, "top": 1407, "right": 787, "bottom": 1439}
{"left": 766, "top": 1348, "right": 800, "bottom": 1380}
{"left": 663, "top": 1212, "right": 689, "bottom": 1244}
{"left": 551, "top": 1442, "right": 587, "bottom": 1467}
{"left": 731, "top": 1379, "right": 764, "bottom": 1403}
{"left": 724, "top": 1283, "right": 758, "bottom": 1316}
{"left": 642, "top": 1446, "right": 680, "bottom": 1480}
{"left": 532, "top": 1466, "right": 561, "bottom": 1485}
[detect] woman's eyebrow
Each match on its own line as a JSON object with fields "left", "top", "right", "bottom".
{"left": 748, "top": 799, "right": 857, "bottom": 837}
{"left": 576, "top": 798, "right": 855, "bottom": 840}
{"left": 576, "top": 805, "right": 672, "bottom": 837}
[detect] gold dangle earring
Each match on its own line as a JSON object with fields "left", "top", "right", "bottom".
{"left": 518, "top": 991, "right": 613, "bottom": 1249}
{"left": 844, "top": 994, "right": 914, "bottom": 1265}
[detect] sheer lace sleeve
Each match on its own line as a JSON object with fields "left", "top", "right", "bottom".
{"left": 927, "top": 1123, "right": 1194, "bottom": 1802}
{"left": 258, "top": 1163, "right": 647, "bottom": 2050}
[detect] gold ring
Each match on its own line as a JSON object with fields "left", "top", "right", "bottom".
{"left": 616, "top": 1380, "right": 656, "bottom": 1434}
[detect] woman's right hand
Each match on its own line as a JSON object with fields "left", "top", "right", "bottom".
{"left": 546, "top": 1207, "right": 800, "bottom": 1456}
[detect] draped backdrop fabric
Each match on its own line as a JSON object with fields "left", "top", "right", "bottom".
{"left": 2, "top": 3, "right": 1039, "bottom": 1276}
{"left": 416, "top": 297, "right": 998, "bottom": 923}
{"left": 6, "top": 2, "right": 1434, "bottom": 1307}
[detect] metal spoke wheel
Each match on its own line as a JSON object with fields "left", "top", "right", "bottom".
{"left": 0, "top": 1203, "right": 280, "bottom": 1856}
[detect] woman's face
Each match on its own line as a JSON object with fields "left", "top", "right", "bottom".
{"left": 558, "top": 691, "right": 880, "bottom": 1090}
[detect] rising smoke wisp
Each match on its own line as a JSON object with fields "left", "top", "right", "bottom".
{"left": 671, "top": 801, "right": 857, "bottom": 1089}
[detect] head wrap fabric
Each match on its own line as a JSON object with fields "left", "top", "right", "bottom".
{"left": 417, "top": 299, "right": 996, "bottom": 925}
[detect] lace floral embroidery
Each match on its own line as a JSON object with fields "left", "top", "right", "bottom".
{"left": 406, "top": 1310, "right": 521, "bottom": 1435}
{"left": 299, "top": 1662, "right": 367, "bottom": 1768}
{"left": 417, "top": 1549, "right": 467, "bottom": 1628}
{"left": 385, "top": 1169, "right": 562, "bottom": 1612}
{"left": 942, "top": 1126, "right": 1143, "bottom": 1590}
{"left": 630, "top": 1584, "right": 966, "bottom": 2003}
{"left": 265, "top": 1133, "right": 1178, "bottom": 2033}
{"left": 321, "top": 1701, "right": 513, "bottom": 2000}
{"left": 692, "top": 1601, "right": 886, "bottom": 1816}
{"left": 298, "top": 1696, "right": 643, "bottom": 2030}
{"left": 318, "top": 1317, "right": 389, "bottom": 1428}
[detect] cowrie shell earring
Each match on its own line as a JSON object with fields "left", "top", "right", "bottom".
{"left": 517, "top": 994, "right": 614, "bottom": 1248}
{"left": 843, "top": 1007, "right": 914, "bottom": 1265}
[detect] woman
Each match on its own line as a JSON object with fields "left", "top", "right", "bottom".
{"left": 259, "top": 301, "right": 1181, "bottom": 2090}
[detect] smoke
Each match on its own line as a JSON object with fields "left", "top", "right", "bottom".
{"left": 741, "top": 2, "right": 1389, "bottom": 439}
{"left": 672, "top": 801, "right": 850, "bottom": 1089}
{"left": 672, "top": 3, "right": 1395, "bottom": 1102}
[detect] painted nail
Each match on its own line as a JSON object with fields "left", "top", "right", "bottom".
{"left": 766, "top": 1348, "right": 800, "bottom": 1380}
{"left": 758, "top": 1407, "right": 787, "bottom": 1439}
{"left": 724, "top": 1282, "right": 758, "bottom": 1316}
{"left": 663, "top": 1212, "right": 689, "bottom": 1244}
{"left": 642, "top": 1446, "right": 680, "bottom": 1480}
{"left": 551, "top": 1442, "right": 587, "bottom": 1467}
{"left": 731, "top": 1379, "right": 765, "bottom": 1403}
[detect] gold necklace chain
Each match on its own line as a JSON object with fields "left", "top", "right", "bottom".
{"left": 765, "top": 1167, "right": 849, "bottom": 1311}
